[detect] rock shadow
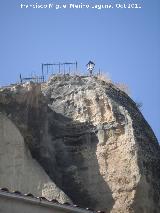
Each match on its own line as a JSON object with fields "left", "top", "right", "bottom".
{"left": 44, "top": 109, "right": 115, "bottom": 212}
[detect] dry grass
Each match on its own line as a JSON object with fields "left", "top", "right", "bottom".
{"left": 97, "top": 71, "right": 130, "bottom": 96}
{"left": 115, "top": 83, "right": 130, "bottom": 95}
{"left": 97, "top": 72, "right": 112, "bottom": 83}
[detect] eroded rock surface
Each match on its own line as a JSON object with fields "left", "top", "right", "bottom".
{"left": 0, "top": 113, "right": 71, "bottom": 203}
{"left": 0, "top": 75, "right": 160, "bottom": 213}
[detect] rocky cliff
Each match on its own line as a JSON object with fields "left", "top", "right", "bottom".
{"left": 0, "top": 113, "right": 70, "bottom": 203}
{"left": 0, "top": 75, "right": 160, "bottom": 213}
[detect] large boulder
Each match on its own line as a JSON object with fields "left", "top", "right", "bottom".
{"left": 0, "top": 76, "right": 160, "bottom": 212}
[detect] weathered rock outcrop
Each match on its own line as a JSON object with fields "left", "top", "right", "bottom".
{"left": 0, "top": 75, "right": 160, "bottom": 213}
{"left": 0, "top": 113, "right": 71, "bottom": 203}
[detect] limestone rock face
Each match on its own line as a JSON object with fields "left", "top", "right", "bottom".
{"left": 0, "top": 76, "right": 160, "bottom": 213}
{"left": 0, "top": 112, "right": 70, "bottom": 203}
